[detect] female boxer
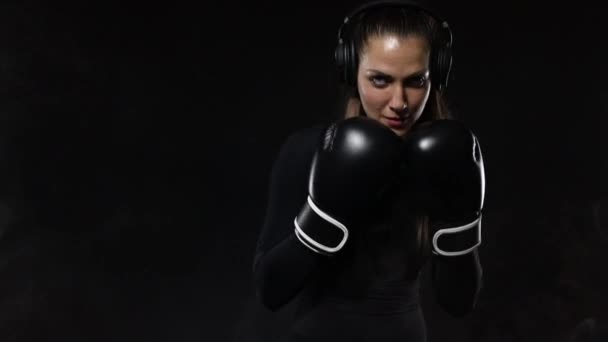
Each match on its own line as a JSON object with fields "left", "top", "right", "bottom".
{"left": 253, "top": 2, "right": 484, "bottom": 341}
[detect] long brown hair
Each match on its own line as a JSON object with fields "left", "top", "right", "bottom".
{"left": 335, "top": 5, "right": 453, "bottom": 277}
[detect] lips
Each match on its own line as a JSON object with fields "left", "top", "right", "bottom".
{"left": 382, "top": 115, "right": 409, "bottom": 129}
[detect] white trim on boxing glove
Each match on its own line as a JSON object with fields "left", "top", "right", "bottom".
{"left": 432, "top": 214, "right": 482, "bottom": 257}
{"left": 473, "top": 135, "right": 486, "bottom": 210}
{"left": 293, "top": 195, "right": 349, "bottom": 255}
{"left": 294, "top": 228, "right": 328, "bottom": 256}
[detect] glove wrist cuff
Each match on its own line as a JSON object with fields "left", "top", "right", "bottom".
{"left": 294, "top": 196, "right": 349, "bottom": 255}
{"left": 432, "top": 214, "right": 482, "bottom": 257}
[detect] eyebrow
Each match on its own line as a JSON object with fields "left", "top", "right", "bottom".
{"left": 365, "top": 69, "right": 429, "bottom": 78}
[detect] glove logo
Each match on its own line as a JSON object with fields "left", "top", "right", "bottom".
{"left": 323, "top": 124, "right": 338, "bottom": 151}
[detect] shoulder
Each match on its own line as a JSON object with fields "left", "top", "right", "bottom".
{"left": 275, "top": 123, "right": 327, "bottom": 162}
{"left": 266, "top": 123, "right": 328, "bottom": 182}
{"left": 281, "top": 124, "right": 326, "bottom": 152}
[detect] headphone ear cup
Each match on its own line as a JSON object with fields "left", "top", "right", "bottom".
{"left": 334, "top": 43, "right": 346, "bottom": 84}
{"left": 435, "top": 44, "right": 452, "bottom": 91}
{"left": 346, "top": 40, "right": 357, "bottom": 87}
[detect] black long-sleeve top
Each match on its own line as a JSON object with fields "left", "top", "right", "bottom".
{"left": 252, "top": 123, "right": 482, "bottom": 341}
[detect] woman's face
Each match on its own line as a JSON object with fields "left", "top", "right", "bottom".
{"left": 357, "top": 34, "right": 431, "bottom": 137}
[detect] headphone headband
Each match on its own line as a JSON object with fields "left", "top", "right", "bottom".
{"left": 335, "top": 0, "right": 454, "bottom": 92}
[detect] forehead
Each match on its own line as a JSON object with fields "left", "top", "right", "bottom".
{"left": 360, "top": 34, "right": 430, "bottom": 73}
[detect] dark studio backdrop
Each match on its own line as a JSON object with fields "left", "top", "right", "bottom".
{"left": 0, "top": 0, "right": 605, "bottom": 341}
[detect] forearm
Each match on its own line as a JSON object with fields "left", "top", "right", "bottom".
{"left": 253, "top": 233, "right": 324, "bottom": 312}
{"left": 431, "top": 248, "right": 483, "bottom": 317}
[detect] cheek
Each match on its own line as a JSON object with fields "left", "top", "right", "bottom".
{"left": 407, "top": 86, "right": 431, "bottom": 115}
{"left": 407, "top": 87, "right": 430, "bottom": 106}
{"left": 358, "top": 83, "right": 390, "bottom": 114}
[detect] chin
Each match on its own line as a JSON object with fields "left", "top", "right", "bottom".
{"left": 395, "top": 129, "right": 410, "bottom": 137}
{"left": 387, "top": 126, "right": 408, "bottom": 137}
{"left": 390, "top": 120, "right": 415, "bottom": 136}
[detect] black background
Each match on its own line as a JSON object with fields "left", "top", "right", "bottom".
{"left": 0, "top": 0, "right": 606, "bottom": 341}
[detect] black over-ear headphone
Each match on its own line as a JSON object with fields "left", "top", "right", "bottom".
{"left": 334, "top": 0, "right": 453, "bottom": 92}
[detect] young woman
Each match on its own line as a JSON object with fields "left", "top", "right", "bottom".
{"left": 253, "top": 2, "right": 484, "bottom": 341}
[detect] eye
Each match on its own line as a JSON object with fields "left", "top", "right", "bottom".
{"left": 405, "top": 75, "right": 428, "bottom": 88}
{"left": 369, "top": 75, "right": 391, "bottom": 88}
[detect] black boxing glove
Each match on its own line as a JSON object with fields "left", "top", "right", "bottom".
{"left": 402, "top": 119, "right": 486, "bottom": 257}
{"left": 294, "top": 116, "right": 402, "bottom": 255}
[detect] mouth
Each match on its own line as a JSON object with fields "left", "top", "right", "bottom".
{"left": 381, "top": 115, "right": 410, "bottom": 129}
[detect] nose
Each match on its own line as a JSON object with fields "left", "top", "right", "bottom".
{"left": 388, "top": 86, "right": 408, "bottom": 115}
